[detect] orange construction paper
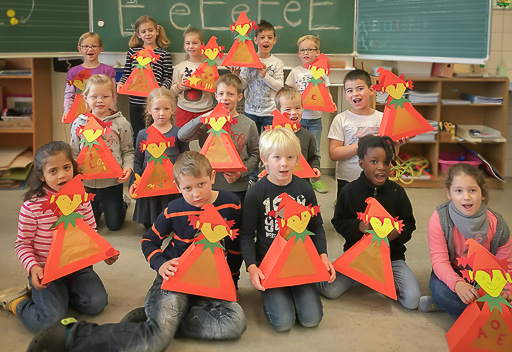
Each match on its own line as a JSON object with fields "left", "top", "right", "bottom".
{"left": 64, "top": 93, "right": 89, "bottom": 124}
{"left": 302, "top": 83, "right": 336, "bottom": 113}
{"left": 184, "top": 36, "right": 224, "bottom": 93}
{"left": 118, "top": 46, "right": 160, "bottom": 97}
{"left": 333, "top": 233, "right": 396, "bottom": 299}
{"left": 75, "top": 113, "right": 123, "bottom": 180}
{"left": 301, "top": 54, "right": 335, "bottom": 113}
{"left": 41, "top": 175, "right": 118, "bottom": 284}
{"left": 260, "top": 234, "right": 330, "bottom": 289}
{"left": 446, "top": 302, "right": 512, "bottom": 352}
{"left": 373, "top": 68, "right": 434, "bottom": 141}
{"left": 221, "top": 12, "right": 262, "bottom": 68}
{"left": 199, "top": 104, "right": 246, "bottom": 172}
{"left": 161, "top": 238, "right": 236, "bottom": 301}
{"left": 132, "top": 126, "right": 179, "bottom": 198}
{"left": 63, "top": 68, "right": 92, "bottom": 124}
{"left": 161, "top": 204, "right": 239, "bottom": 301}
{"left": 259, "top": 193, "right": 327, "bottom": 288}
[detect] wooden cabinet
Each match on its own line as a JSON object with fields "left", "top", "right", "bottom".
{"left": 372, "top": 76, "right": 509, "bottom": 188}
{"left": 0, "top": 58, "right": 53, "bottom": 153}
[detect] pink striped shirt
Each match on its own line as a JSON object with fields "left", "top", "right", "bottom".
{"left": 15, "top": 187, "right": 96, "bottom": 274}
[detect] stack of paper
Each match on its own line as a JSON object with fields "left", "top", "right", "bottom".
{"left": 0, "top": 147, "right": 33, "bottom": 189}
{"left": 410, "top": 120, "right": 438, "bottom": 142}
{"left": 408, "top": 90, "right": 439, "bottom": 104}
{"left": 376, "top": 91, "right": 388, "bottom": 104}
{"left": 441, "top": 99, "right": 471, "bottom": 105}
{"left": 461, "top": 93, "right": 503, "bottom": 104}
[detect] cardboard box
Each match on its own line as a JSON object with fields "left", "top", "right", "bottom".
{"left": 397, "top": 62, "right": 432, "bottom": 77}
{"left": 432, "top": 63, "right": 454, "bottom": 78}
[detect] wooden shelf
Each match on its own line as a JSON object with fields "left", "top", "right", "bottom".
{"left": 372, "top": 76, "right": 509, "bottom": 188}
{"left": 0, "top": 58, "right": 52, "bottom": 154}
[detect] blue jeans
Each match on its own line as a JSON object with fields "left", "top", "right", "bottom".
{"left": 245, "top": 113, "right": 273, "bottom": 180}
{"left": 88, "top": 184, "right": 126, "bottom": 231}
{"left": 260, "top": 284, "right": 323, "bottom": 332}
{"left": 317, "top": 259, "right": 421, "bottom": 309}
{"left": 17, "top": 266, "right": 107, "bottom": 333}
{"left": 429, "top": 270, "right": 467, "bottom": 317}
{"left": 66, "top": 275, "right": 246, "bottom": 352}
{"left": 301, "top": 118, "right": 322, "bottom": 158}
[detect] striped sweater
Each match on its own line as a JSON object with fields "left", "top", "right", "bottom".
{"left": 119, "top": 47, "right": 173, "bottom": 106}
{"left": 15, "top": 187, "right": 96, "bottom": 274}
{"left": 141, "top": 190, "right": 241, "bottom": 274}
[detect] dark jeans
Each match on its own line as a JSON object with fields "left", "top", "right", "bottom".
{"left": 17, "top": 267, "right": 107, "bottom": 333}
{"left": 65, "top": 275, "right": 246, "bottom": 352}
{"left": 130, "top": 103, "right": 146, "bottom": 149}
{"left": 429, "top": 270, "right": 468, "bottom": 317}
{"left": 89, "top": 184, "right": 126, "bottom": 231}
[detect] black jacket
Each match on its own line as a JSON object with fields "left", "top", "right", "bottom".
{"left": 332, "top": 172, "right": 416, "bottom": 261}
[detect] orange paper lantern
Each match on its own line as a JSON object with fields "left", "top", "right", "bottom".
{"left": 118, "top": 46, "right": 160, "bottom": 97}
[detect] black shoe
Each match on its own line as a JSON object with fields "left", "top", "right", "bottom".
{"left": 26, "top": 317, "right": 76, "bottom": 352}
{"left": 119, "top": 307, "right": 146, "bottom": 323}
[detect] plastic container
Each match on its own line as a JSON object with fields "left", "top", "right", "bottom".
{"left": 438, "top": 151, "right": 482, "bottom": 174}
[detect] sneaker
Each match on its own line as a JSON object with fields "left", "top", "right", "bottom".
{"left": 311, "top": 179, "right": 328, "bottom": 194}
{"left": 120, "top": 307, "right": 146, "bottom": 323}
{"left": 419, "top": 295, "right": 443, "bottom": 313}
{"left": 0, "top": 284, "right": 31, "bottom": 313}
{"left": 26, "top": 317, "right": 76, "bottom": 352}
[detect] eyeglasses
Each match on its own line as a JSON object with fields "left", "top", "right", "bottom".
{"left": 80, "top": 45, "right": 101, "bottom": 50}
{"left": 299, "top": 48, "right": 318, "bottom": 54}
{"left": 87, "top": 95, "right": 112, "bottom": 101}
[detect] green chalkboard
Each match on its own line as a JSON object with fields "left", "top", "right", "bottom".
{"left": 0, "top": 0, "right": 89, "bottom": 53}
{"left": 91, "top": 0, "right": 355, "bottom": 54}
{"left": 356, "top": 0, "right": 491, "bottom": 63}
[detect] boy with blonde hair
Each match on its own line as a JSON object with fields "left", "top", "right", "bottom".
{"left": 28, "top": 151, "right": 246, "bottom": 351}
{"left": 240, "top": 128, "right": 335, "bottom": 332}
{"left": 285, "top": 34, "right": 331, "bottom": 193}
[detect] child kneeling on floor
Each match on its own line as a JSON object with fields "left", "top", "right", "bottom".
{"left": 27, "top": 151, "right": 246, "bottom": 352}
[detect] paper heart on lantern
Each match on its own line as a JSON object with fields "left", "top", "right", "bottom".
{"left": 385, "top": 83, "right": 407, "bottom": 100}
{"left": 136, "top": 56, "right": 152, "bottom": 67}
{"left": 310, "top": 66, "right": 325, "bottom": 80}
{"left": 208, "top": 116, "right": 228, "bottom": 132}
{"left": 369, "top": 217, "right": 396, "bottom": 239}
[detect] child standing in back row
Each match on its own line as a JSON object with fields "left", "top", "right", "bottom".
{"left": 420, "top": 163, "right": 512, "bottom": 316}
{"left": 118, "top": 15, "right": 173, "bottom": 146}
{"left": 62, "top": 32, "right": 116, "bottom": 123}
{"left": 320, "top": 135, "right": 421, "bottom": 309}
{"left": 285, "top": 35, "right": 331, "bottom": 193}
{"left": 0, "top": 141, "right": 117, "bottom": 333}
{"left": 70, "top": 74, "right": 134, "bottom": 231}
{"left": 229, "top": 20, "right": 284, "bottom": 182}
{"left": 129, "top": 88, "right": 189, "bottom": 229}
{"left": 170, "top": 27, "right": 214, "bottom": 127}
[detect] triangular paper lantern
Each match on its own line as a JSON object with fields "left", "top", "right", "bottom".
{"left": 221, "top": 12, "right": 262, "bottom": 68}
{"left": 259, "top": 153, "right": 316, "bottom": 179}
{"left": 41, "top": 175, "right": 119, "bottom": 285}
{"left": 64, "top": 94, "right": 89, "bottom": 124}
{"left": 333, "top": 233, "right": 396, "bottom": 299}
{"left": 332, "top": 197, "right": 405, "bottom": 299}
{"left": 199, "top": 104, "right": 246, "bottom": 172}
{"left": 446, "top": 302, "right": 512, "bottom": 352}
{"left": 301, "top": 54, "right": 336, "bottom": 113}
{"left": 161, "top": 204, "right": 239, "bottom": 301}
{"left": 132, "top": 126, "right": 179, "bottom": 198}
{"left": 373, "top": 68, "right": 434, "bottom": 141}
{"left": 75, "top": 113, "right": 123, "bottom": 180}
{"left": 259, "top": 193, "right": 328, "bottom": 288}
{"left": 260, "top": 234, "right": 330, "bottom": 289}
{"left": 63, "top": 68, "right": 92, "bottom": 124}
{"left": 118, "top": 46, "right": 160, "bottom": 97}
{"left": 161, "top": 239, "right": 236, "bottom": 301}
{"left": 184, "top": 37, "right": 224, "bottom": 93}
